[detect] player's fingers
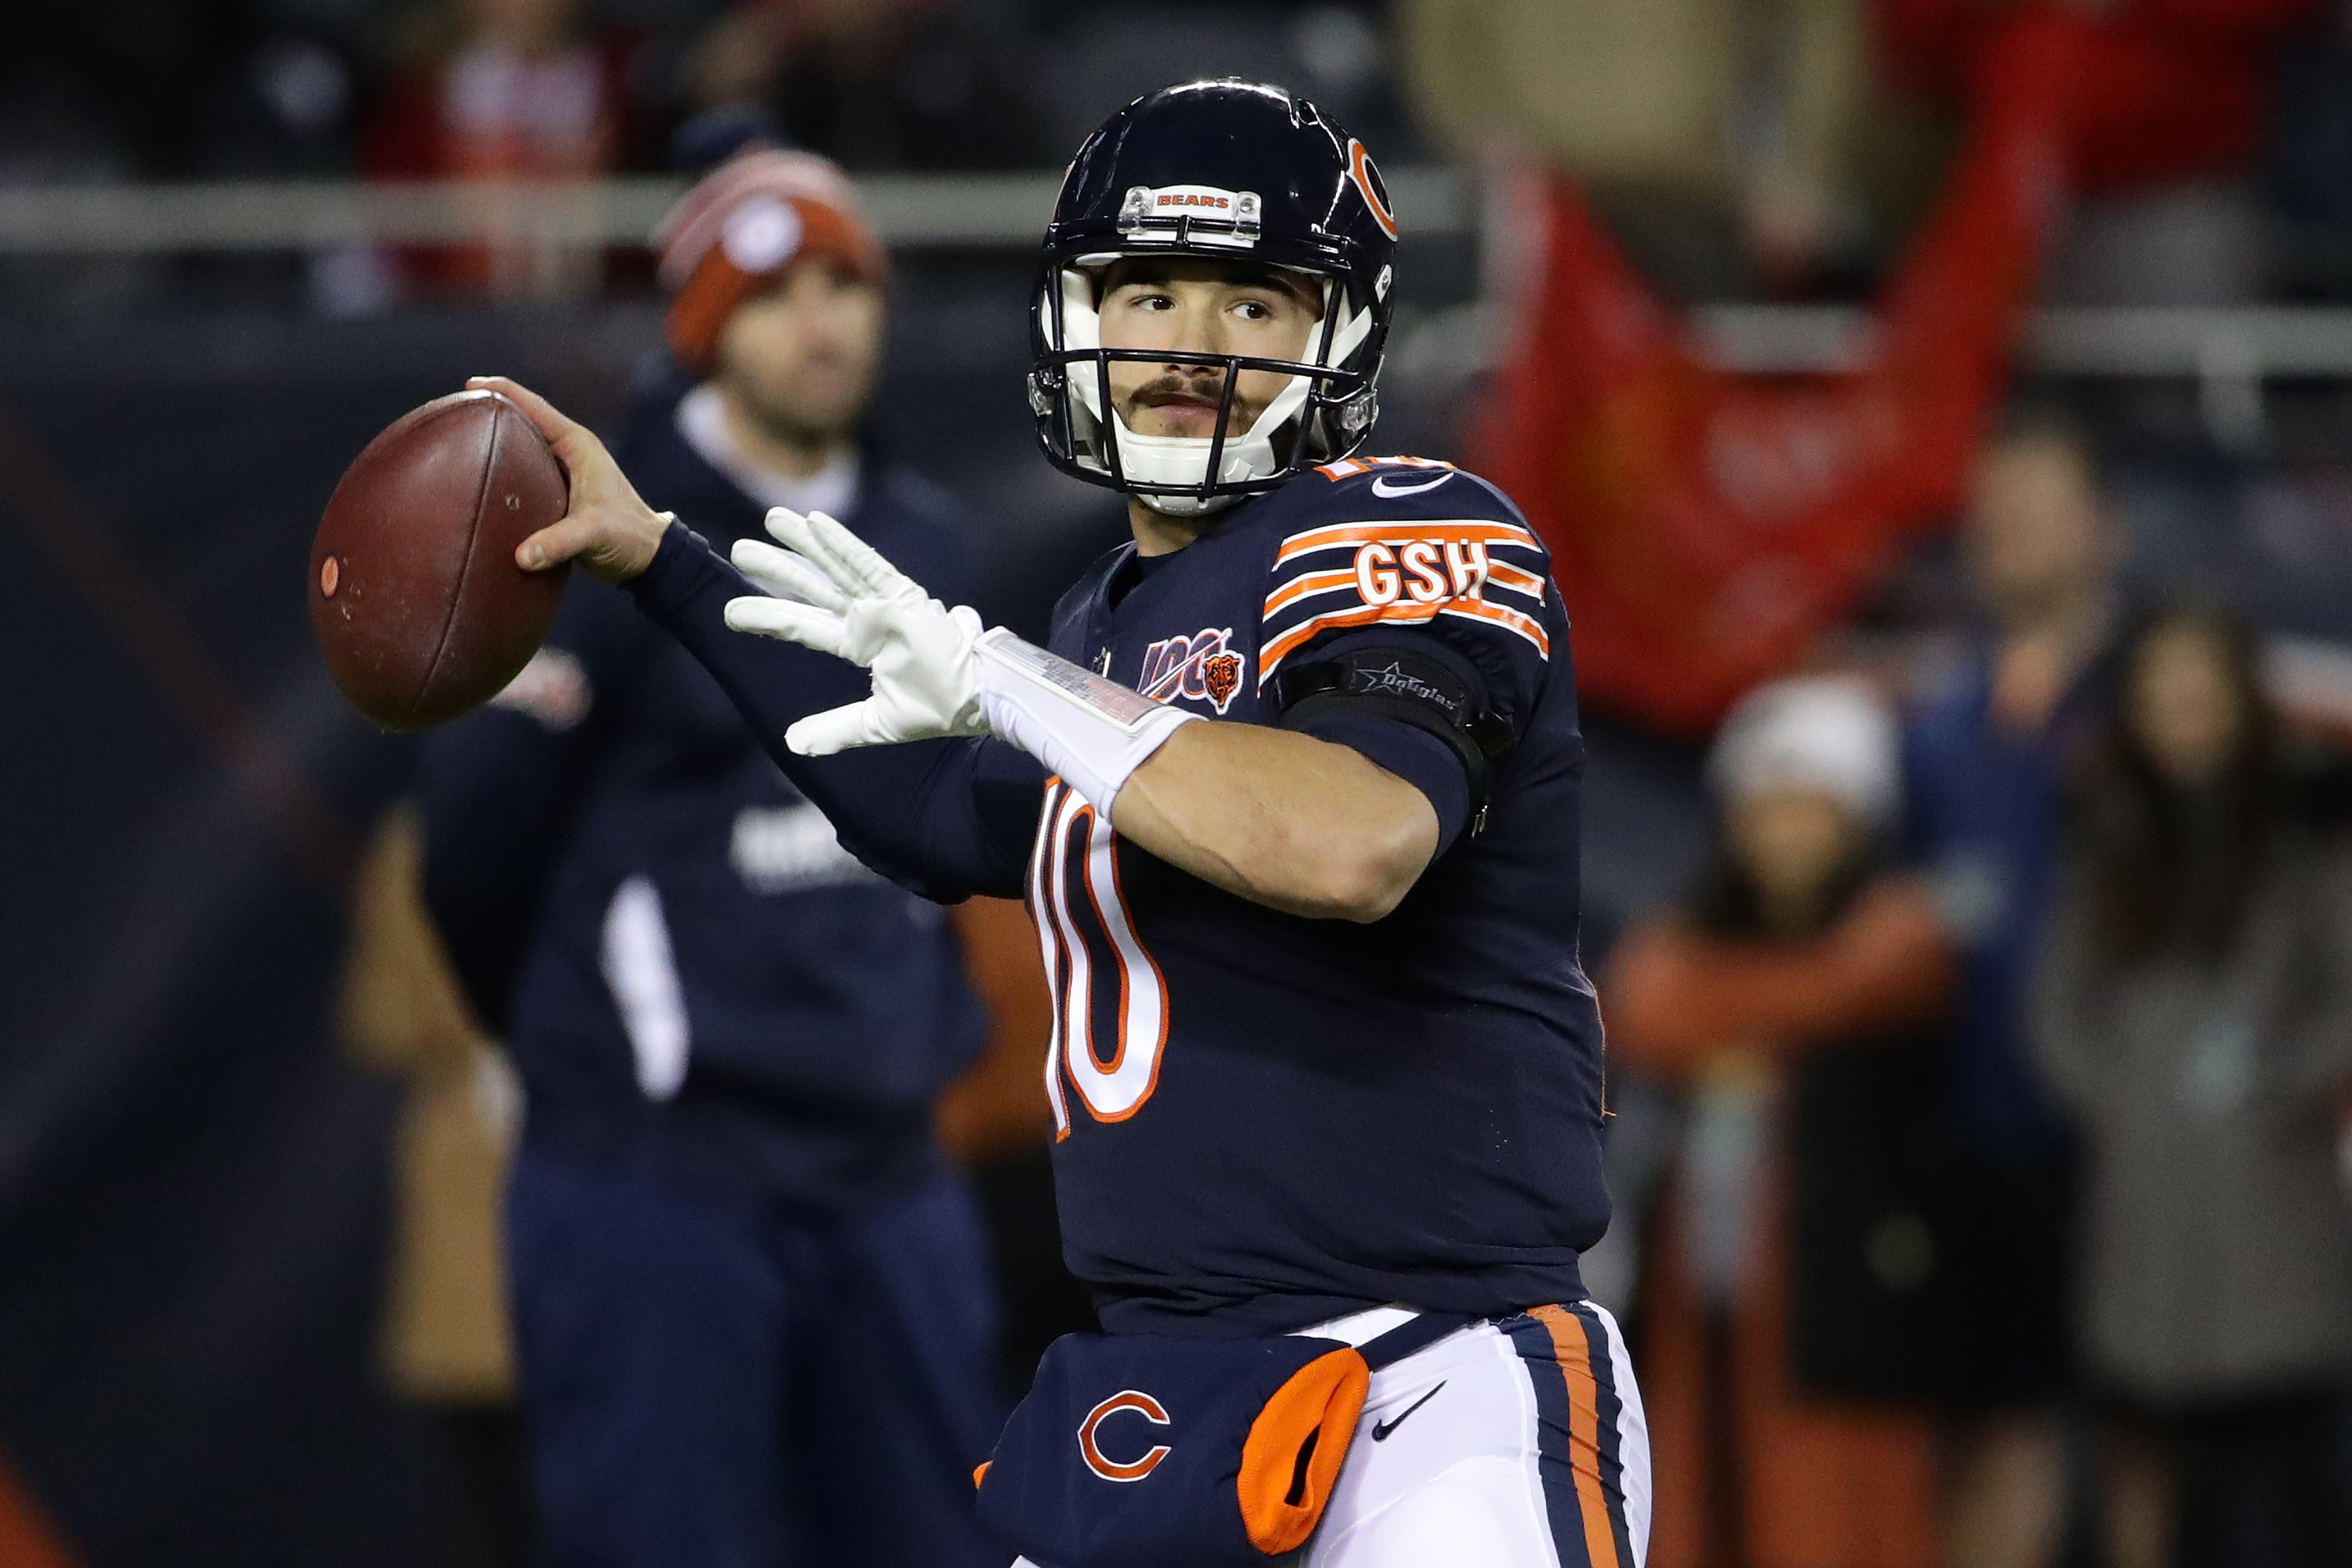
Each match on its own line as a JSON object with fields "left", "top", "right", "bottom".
{"left": 472, "top": 376, "right": 665, "bottom": 571}
{"left": 731, "top": 538, "right": 848, "bottom": 610}
{"left": 764, "top": 508, "right": 872, "bottom": 592}
{"left": 723, "top": 594, "right": 853, "bottom": 660}
{"left": 762, "top": 505, "right": 825, "bottom": 543}
{"left": 763, "top": 504, "right": 816, "bottom": 552}
{"left": 784, "top": 702, "right": 885, "bottom": 756}
{"left": 801, "top": 510, "right": 908, "bottom": 597}
{"left": 514, "top": 512, "right": 605, "bottom": 573}
{"left": 468, "top": 376, "right": 589, "bottom": 457}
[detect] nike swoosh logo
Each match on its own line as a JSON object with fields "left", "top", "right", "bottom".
{"left": 1371, "top": 1381, "right": 1446, "bottom": 1442}
{"left": 1369, "top": 472, "right": 1455, "bottom": 498}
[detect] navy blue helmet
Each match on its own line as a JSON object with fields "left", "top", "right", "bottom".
{"left": 1027, "top": 80, "right": 1398, "bottom": 514}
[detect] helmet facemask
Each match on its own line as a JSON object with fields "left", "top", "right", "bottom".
{"left": 1029, "top": 258, "right": 1381, "bottom": 516}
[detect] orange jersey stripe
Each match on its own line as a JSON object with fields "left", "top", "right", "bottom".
{"left": 1441, "top": 597, "right": 1550, "bottom": 654}
{"left": 1259, "top": 597, "right": 1549, "bottom": 679}
{"left": 1261, "top": 567, "right": 1362, "bottom": 619}
{"left": 1261, "top": 602, "right": 1438, "bottom": 674}
{"left": 1314, "top": 455, "right": 1457, "bottom": 481}
{"left": 1274, "top": 519, "right": 1539, "bottom": 567}
{"left": 1487, "top": 560, "right": 1547, "bottom": 598}
{"left": 1530, "top": 1303, "right": 1624, "bottom": 1568}
{"left": 1265, "top": 557, "right": 1545, "bottom": 619}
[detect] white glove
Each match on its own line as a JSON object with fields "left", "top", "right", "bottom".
{"left": 725, "top": 508, "right": 988, "bottom": 756}
{"left": 725, "top": 506, "right": 1197, "bottom": 811}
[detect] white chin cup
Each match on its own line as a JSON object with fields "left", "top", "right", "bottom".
{"left": 1051, "top": 264, "right": 1370, "bottom": 512}
{"left": 1113, "top": 409, "right": 1300, "bottom": 517}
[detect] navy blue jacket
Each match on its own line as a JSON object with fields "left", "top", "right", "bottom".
{"left": 419, "top": 372, "right": 988, "bottom": 1210}
{"left": 624, "top": 455, "right": 1607, "bottom": 1333}
{"left": 1901, "top": 648, "right": 2110, "bottom": 1155}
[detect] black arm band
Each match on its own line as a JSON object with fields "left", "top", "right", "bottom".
{"left": 1272, "top": 647, "right": 1515, "bottom": 811}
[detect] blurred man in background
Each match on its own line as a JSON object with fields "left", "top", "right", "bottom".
{"left": 418, "top": 149, "right": 1005, "bottom": 1568}
{"left": 1901, "top": 420, "right": 2123, "bottom": 1568}
{"left": 337, "top": 805, "right": 529, "bottom": 1568}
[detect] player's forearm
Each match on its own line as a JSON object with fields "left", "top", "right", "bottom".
{"left": 1110, "top": 720, "right": 1439, "bottom": 922}
{"left": 631, "top": 523, "right": 1036, "bottom": 900}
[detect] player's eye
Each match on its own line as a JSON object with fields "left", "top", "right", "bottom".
{"left": 1233, "top": 299, "right": 1272, "bottom": 321}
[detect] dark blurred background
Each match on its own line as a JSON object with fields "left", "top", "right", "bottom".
{"left": 5, "top": 1, "right": 2352, "bottom": 1566}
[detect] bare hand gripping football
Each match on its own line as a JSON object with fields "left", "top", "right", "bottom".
{"left": 726, "top": 508, "right": 1195, "bottom": 812}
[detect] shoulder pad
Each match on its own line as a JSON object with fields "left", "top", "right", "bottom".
{"left": 1259, "top": 487, "right": 1554, "bottom": 683}
{"left": 1290, "top": 456, "right": 1526, "bottom": 526}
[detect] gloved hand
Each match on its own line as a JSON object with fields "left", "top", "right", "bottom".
{"left": 726, "top": 505, "right": 1197, "bottom": 811}
{"left": 725, "top": 507, "right": 989, "bottom": 756}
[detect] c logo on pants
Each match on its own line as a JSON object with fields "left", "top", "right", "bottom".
{"left": 1078, "top": 1391, "right": 1173, "bottom": 1482}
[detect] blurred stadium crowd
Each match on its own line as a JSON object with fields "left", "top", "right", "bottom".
{"left": 7, "top": 2, "right": 2352, "bottom": 1568}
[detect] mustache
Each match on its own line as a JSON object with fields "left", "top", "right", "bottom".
{"left": 1124, "top": 369, "right": 1231, "bottom": 409}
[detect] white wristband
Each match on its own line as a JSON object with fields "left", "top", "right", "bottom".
{"left": 973, "top": 628, "right": 1197, "bottom": 815}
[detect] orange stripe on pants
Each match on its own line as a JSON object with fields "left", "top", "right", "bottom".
{"left": 1531, "top": 1302, "right": 1622, "bottom": 1568}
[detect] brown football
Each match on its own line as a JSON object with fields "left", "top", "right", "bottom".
{"left": 309, "top": 389, "right": 570, "bottom": 730}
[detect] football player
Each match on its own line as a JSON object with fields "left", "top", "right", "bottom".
{"left": 479, "top": 80, "right": 1649, "bottom": 1567}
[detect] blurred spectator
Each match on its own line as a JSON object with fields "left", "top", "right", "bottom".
{"left": 1403, "top": 0, "right": 1877, "bottom": 295}
{"left": 1474, "top": 7, "right": 2087, "bottom": 736}
{"left": 1900, "top": 418, "right": 2123, "bottom": 1568}
{"left": 683, "top": 0, "right": 929, "bottom": 141}
{"left": 1611, "top": 675, "right": 1955, "bottom": 1568}
{"left": 195, "top": 33, "right": 375, "bottom": 317}
{"left": 1400, "top": 0, "right": 1988, "bottom": 299}
{"left": 2268, "top": 4, "right": 2352, "bottom": 299}
{"left": 1392, "top": 0, "right": 1872, "bottom": 294}
{"left": 1880, "top": 0, "right": 2315, "bottom": 195}
{"left": 1880, "top": 0, "right": 2321, "bottom": 304}
{"left": 678, "top": 0, "right": 1045, "bottom": 170}
{"left": 336, "top": 806, "right": 531, "bottom": 1568}
{"left": 0, "top": 75, "right": 158, "bottom": 318}
{"left": 419, "top": 149, "right": 1005, "bottom": 1568}
{"left": 2033, "top": 607, "right": 2352, "bottom": 1568}
{"left": 199, "top": 33, "right": 359, "bottom": 177}
{"left": 361, "top": 0, "right": 642, "bottom": 299}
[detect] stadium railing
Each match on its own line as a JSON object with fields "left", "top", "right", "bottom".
{"left": 7, "top": 176, "right": 2351, "bottom": 396}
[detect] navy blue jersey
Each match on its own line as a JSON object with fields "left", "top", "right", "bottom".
{"left": 421, "top": 375, "right": 990, "bottom": 1209}
{"left": 630, "top": 455, "right": 1608, "bottom": 1332}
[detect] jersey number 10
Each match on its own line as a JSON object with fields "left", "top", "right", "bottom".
{"left": 1027, "top": 779, "right": 1169, "bottom": 1135}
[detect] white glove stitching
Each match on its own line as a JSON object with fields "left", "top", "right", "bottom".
{"left": 723, "top": 508, "right": 989, "bottom": 755}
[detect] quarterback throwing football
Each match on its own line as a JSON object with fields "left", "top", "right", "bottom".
{"left": 483, "top": 80, "right": 1648, "bottom": 1568}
